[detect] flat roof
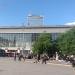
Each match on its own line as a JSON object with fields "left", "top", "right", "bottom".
{"left": 0, "top": 25, "right": 73, "bottom": 29}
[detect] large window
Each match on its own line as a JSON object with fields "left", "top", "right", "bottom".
{"left": 0, "top": 33, "right": 32, "bottom": 48}
{"left": 0, "top": 33, "right": 59, "bottom": 48}
{"left": 51, "top": 33, "right": 59, "bottom": 40}
{"left": 31, "top": 33, "right": 39, "bottom": 42}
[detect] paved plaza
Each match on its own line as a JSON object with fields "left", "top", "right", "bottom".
{"left": 0, "top": 57, "right": 75, "bottom": 75}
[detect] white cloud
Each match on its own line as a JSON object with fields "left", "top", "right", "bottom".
{"left": 65, "top": 22, "right": 75, "bottom": 26}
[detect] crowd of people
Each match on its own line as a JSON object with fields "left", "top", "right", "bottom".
{"left": 13, "top": 50, "right": 49, "bottom": 64}
{"left": 33, "top": 54, "right": 49, "bottom": 64}
{"left": 13, "top": 50, "right": 26, "bottom": 61}
{"left": 13, "top": 50, "right": 75, "bottom": 68}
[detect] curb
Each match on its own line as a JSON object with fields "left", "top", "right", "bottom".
{"left": 47, "top": 62, "right": 72, "bottom": 67}
{"left": 26, "top": 60, "right": 72, "bottom": 67}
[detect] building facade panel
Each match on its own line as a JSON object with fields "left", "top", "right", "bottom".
{"left": 0, "top": 26, "right": 73, "bottom": 55}
{"left": 0, "top": 26, "right": 71, "bottom": 33}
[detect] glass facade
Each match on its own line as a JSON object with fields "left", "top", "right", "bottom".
{"left": 0, "top": 33, "right": 31, "bottom": 47}
{"left": 51, "top": 33, "right": 59, "bottom": 41}
{"left": 0, "top": 33, "right": 39, "bottom": 50}
{"left": 0, "top": 33, "right": 59, "bottom": 50}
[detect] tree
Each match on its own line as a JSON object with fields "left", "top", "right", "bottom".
{"left": 57, "top": 27, "right": 75, "bottom": 55}
{"left": 32, "top": 33, "right": 52, "bottom": 55}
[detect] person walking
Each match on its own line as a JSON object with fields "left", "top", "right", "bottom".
{"left": 41, "top": 54, "right": 48, "bottom": 64}
{"left": 37, "top": 54, "right": 40, "bottom": 62}
{"left": 14, "top": 51, "right": 17, "bottom": 61}
{"left": 33, "top": 54, "right": 38, "bottom": 63}
{"left": 23, "top": 54, "right": 26, "bottom": 61}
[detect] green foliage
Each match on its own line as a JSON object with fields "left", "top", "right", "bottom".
{"left": 32, "top": 33, "right": 52, "bottom": 55}
{"left": 57, "top": 28, "right": 75, "bottom": 55}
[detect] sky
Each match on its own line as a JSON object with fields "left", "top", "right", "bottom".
{"left": 0, "top": 0, "right": 75, "bottom": 26}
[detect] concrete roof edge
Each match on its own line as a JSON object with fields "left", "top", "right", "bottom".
{"left": 0, "top": 25, "right": 73, "bottom": 29}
